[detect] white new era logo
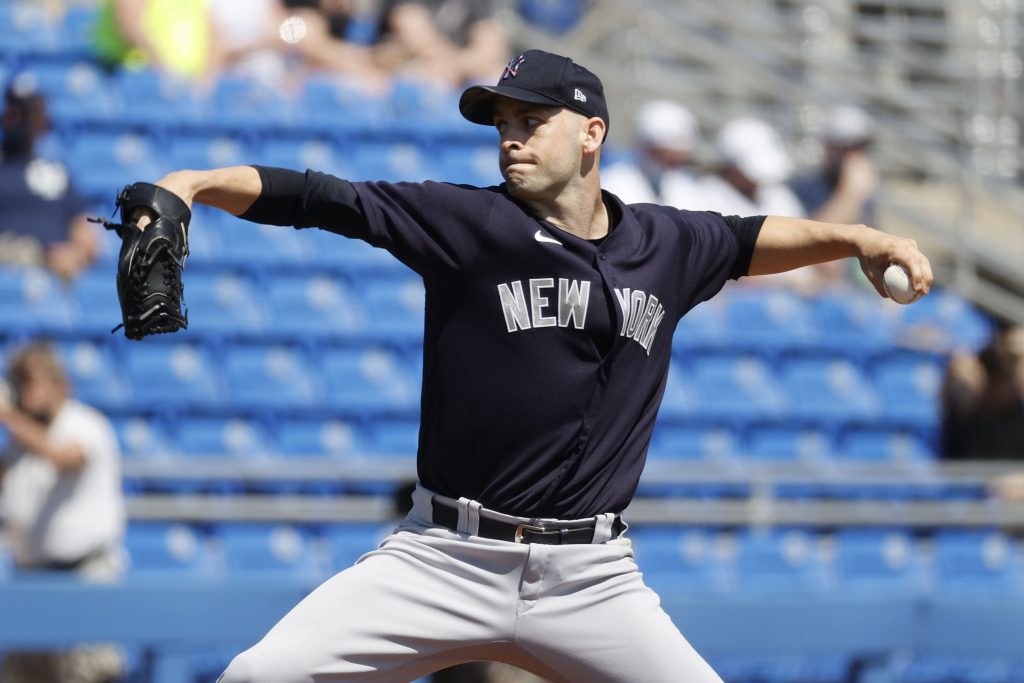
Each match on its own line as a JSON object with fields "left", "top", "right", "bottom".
{"left": 573, "top": 88, "right": 587, "bottom": 103}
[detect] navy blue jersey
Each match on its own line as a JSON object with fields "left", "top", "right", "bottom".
{"left": 247, "top": 171, "right": 761, "bottom": 518}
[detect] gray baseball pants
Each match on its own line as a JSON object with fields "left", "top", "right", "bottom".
{"left": 218, "top": 485, "right": 721, "bottom": 683}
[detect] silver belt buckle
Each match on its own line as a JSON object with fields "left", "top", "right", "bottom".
{"left": 514, "top": 523, "right": 550, "bottom": 543}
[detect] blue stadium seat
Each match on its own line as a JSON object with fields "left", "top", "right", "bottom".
{"left": 628, "top": 527, "right": 729, "bottom": 593}
{"left": 0, "top": 266, "right": 77, "bottom": 335}
{"left": 362, "top": 418, "right": 420, "bottom": 459}
{"left": 265, "top": 273, "right": 362, "bottom": 340}
{"left": 357, "top": 276, "right": 425, "bottom": 342}
{"left": 388, "top": 79, "right": 464, "bottom": 137}
{"left": 436, "top": 145, "right": 501, "bottom": 186}
{"left": 17, "top": 60, "right": 116, "bottom": 126}
{"left": 113, "top": 68, "right": 206, "bottom": 128}
{"left": 869, "top": 354, "right": 945, "bottom": 428}
{"left": 0, "top": 2, "right": 65, "bottom": 57}
{"left": 319, "top": 346, "right": 420, "bottom": 415}
{"left": 300, "top": 76, "right": 388, "bottom": 134}
{"left": 56, "top": 339, "right": 127, "bottom": 411}
{"left": 734, "top": 529, "right": 829, "bottom": 593}
{"left": 350, "top": 141, "right": 437, "bottom": 183}
{"left": 67, "top": 131, "right": 167, "bottom": 200}
{"left": 124, "top": 523, "right": 214, "bottom": 577}
{"left": 517, "top": 0, "right": 589, "bottom": 33}
{"left": 174, "top": 416, "right": 271, "bottom": 458}
{"left": 839, "top": 427, "right": 935, "bottom": 463}
{"left": 893, "top": 654, "right": 1018, "bottom": 683}
{"left": 688, "top": 353, "right": 783, "bottom": 422}
{"left": 709, "top": 654, "right": 852, "bottom": 683}
{"left": 895, "top": 290, "right": 994, "bottom": 353}
{"left": 169, "top": 134, "right": 249, "bottom": 171}
{"left": 672, "top": 299, "right": 727, "bottom": 353}
{"left": 275, "top": 418, "right": 361, "bottom": 459}
{"left": 60, "top": 5, "right": 98, "bottom": 54}
{"left": 832, "top": 529, "right": 926, "bottom": 595}
{"left": 778, "top": 355, "right": 877, "bottom": 426}
{"left": 181, "top": 271, "right": 267, "bottom": 339}
{"left": 74, "top": 267, "right": 123, "bottom": 336}
{"left": 747, "top": 425, "right": 832, "bottom": 462}
{"left": 207, "top": 76, "right": 291, "bottom": 130}
{"left": 322, "top": 523, "right": 390, "bottom": 572}
{"left": 123, "top": 342, "right": 221, "bottom": 410}
{"left": 648, "top": 424, "right": 738, "bottom": 461}
{"left": 216, "top": 523, "right": 322, "bottom": 579}
{"left": 181, "top": 207, "right": 228, "bottom": 266}
{"left": 0, "top": 543, "right": 11, "bottom": 578}
{"left": 810, "top": 291, "right": 895, "bottom": 356}
{"left": 298, "top": 228, "right": 407, "bottom": 274}
{"left": 656, "top": 360, "right": 697, "bottom": 421}
{"left": 112, "top": 415, "right": 174, "bottom": 460}
{"left": 208, "top": 215, "right": 309, "bottom": 269}
{"left": 222, "top": 345, "right": 319, "bottom": 412}
{"left": 931, "top": 531, "right": 1024, "bottom": 595}
{"left": 722, "top": 289, "right": 816, "bottom": 352}
{"left": 260, "top": 137, "right": 355, "bottom": 179}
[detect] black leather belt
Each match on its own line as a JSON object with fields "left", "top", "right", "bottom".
{"left": 431, "top": 500, "right": 625, "bottom": 545}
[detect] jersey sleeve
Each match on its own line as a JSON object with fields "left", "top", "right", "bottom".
{"left": 350, "top": 180, "right": 491, "bottom": 278}
{"left": 677, "top": 210, "right": 764, "bottom": 308}
{"left": 240, "top": 168, "right": 491, "bottom": 279}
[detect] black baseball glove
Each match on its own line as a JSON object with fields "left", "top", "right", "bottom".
{"left": 93, "top": 182, "right": 190, "bottom": 340}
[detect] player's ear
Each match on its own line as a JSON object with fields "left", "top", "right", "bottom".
{"left": 582, "top": 117, "right": 605, "bottom": 154}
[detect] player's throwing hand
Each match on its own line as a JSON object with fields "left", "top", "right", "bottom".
{"left": 853, "top": 227, "right": 933, "bottom": 300}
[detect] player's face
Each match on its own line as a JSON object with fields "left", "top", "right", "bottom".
{"left": 493, "top": 97, "right": 586, "bottom": 199}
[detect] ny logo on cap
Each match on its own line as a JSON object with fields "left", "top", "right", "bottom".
{"left": 503, "top": 54, "right": 526, "bottom": 80}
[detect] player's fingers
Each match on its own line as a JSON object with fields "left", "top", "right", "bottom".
{"left": 131, "top": 209, "right": 155, "bottom": 231}
{"left": 862, "top": 259, "right": 889, "bottom": 298}
{"left": 902, "top": 250, "right": 932, "bottom": 295}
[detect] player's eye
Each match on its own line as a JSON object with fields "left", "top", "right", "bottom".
{"left": 525, "top": 117, "right": 540, "bottom": 128}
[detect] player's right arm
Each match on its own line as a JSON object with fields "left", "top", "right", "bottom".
{"left": 151, "top": 167, "right": 263, "bottom": 216}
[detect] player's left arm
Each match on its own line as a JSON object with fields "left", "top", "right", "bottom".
{"left": 746, "top": 215, "right": 932, "bottom": 298}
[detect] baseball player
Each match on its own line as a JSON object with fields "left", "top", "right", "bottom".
{"left": 130, "top": 50, "right": 931, "bottom": 682}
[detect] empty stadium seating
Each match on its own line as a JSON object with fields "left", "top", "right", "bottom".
{"left": 2, "top": 6, "right": 1021, "bottom": 681}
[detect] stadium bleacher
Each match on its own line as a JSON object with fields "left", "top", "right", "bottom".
{"left": 1, "top": 3, "right": 1022, "bottom": 683}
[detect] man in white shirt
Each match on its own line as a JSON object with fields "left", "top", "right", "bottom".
{"left": 699, "top": 116, "right": 805, "bottom": 218}
{"left": 602, "top": 99, "right": 706, "bottom": 209}
{"left": 0, "top": 341, "right": 124, "bottom": 683}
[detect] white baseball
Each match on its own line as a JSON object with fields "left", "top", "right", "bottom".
{"left": 883, "top": 263, "right": 920, "bottom": 304}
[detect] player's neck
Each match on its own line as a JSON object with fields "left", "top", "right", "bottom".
{"left": 527, "top": 177, "right": 609, "bottom": 241}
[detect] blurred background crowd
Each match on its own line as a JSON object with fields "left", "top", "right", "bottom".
{"left": 1, "top": 1, "right": 1023, "bottom": 682}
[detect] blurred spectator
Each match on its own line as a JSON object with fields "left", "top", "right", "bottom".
{"left": 790, "top": 105, "right": 878, "bottom": 226}
{"left": 0, "top": 76, "right": 98, "bottom": 282}
{"left": 699, "top": 117, "right": 858, "bottom": 294}
{"left": 92, "top": 0, "right": 214, "bottom": 81}
{"left": 941, "top": 325, "right": 1024, "bottom": 461}
{"left": 602, "top": 99, "right": 704, "bottom": 209}
{"left": 207, "top": 0, "right": 293, "bottom": 88}
{"left": 374, "top": 0, "right": 508, "bottom": 87}
{"left": 0, "top": 342, "right": 125, "bottom": 683}
{"left": 698, "top": 117, "right": 804, "bottom": 218}
{"left": 281, "top": 0, "right": 393, "bottom": 89}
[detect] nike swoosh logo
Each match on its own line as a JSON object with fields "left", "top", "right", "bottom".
{"left": 534, "top": 229, "right": 563, "bottom": 246}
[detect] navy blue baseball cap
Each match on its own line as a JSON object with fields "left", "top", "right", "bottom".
{"left": 459, "top": 50, "right": 610, "bottom": 141}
